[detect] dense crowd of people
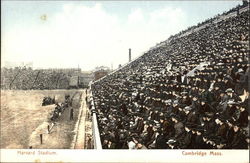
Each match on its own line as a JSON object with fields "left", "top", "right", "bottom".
{"left": 91, "top": 4, "right": 249, "bottom": 149}
{"left": 1, "top": 68, "right": 79, "bottom": 90}
{"left": 49, "top": 94, "right": 73, "bottom": 122}
{"left": 169, "top": 1, "right": 249, "bottom": 42}
{"left": 42, "top": 96, "right": 56, "bottom": 106}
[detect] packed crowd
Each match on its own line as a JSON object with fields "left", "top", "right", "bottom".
{"left": 49, "top": 95, "right": 73, "bottom": 122}
{"left": 169, "top": 1, "right": 248, "bottom": 42}
{"left": 1, "top": 68, "right": 79, "bottom": 90}
{"left": 91, "top": 5, "right": 249, "bottom": 149}
{"left": 42, "top": 96, "right": 56, "bottom": 106}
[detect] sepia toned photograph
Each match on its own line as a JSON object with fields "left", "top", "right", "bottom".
{"left": 1, "top": 0, "right": 249, "bottom": 162}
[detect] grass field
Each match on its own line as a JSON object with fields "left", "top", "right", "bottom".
{"left": 0, "top": 89, "right": 83, "bottom": 149}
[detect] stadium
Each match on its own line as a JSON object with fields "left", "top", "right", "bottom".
{"left": 1, "top": 1, "right": 249, "bottom": 151}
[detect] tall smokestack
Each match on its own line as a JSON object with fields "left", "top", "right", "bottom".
{"left": 129, "top": 48, "right": 131, "bottom": 62}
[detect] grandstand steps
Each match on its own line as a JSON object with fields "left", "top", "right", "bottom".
{"left": 90, "top": 2, "right": 249, "bottom": 150}
{"left": 178, "top": 5, "right": 249, "bottom": 40}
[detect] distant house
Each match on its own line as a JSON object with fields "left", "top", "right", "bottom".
{"left": 68, "top": 71, "right": 94, "bottom": 89}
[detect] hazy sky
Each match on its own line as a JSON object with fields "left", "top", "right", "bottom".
{"left": 1, "top": 1, "right": 241, "bottom": 71}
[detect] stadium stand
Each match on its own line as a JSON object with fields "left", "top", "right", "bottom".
{"left": 90, "top": 3, "right": 249, "bottom": 149}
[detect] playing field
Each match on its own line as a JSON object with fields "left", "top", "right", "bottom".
{"left": 0, "top": 89, "right": 83, "bottom": 149}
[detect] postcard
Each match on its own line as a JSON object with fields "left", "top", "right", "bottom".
{"left": 1, "top": 0, "right": 249, "bottom": 162}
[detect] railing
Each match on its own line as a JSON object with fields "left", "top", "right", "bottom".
{"left": 89, "top": 86, "right": 102, "bottom": 149}
{"left": 92, "top": 112, "right": 102, "bottom": 149}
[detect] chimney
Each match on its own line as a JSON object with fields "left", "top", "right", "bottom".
{"left": 129, "top": 48, "right": 131, "bottom": 62}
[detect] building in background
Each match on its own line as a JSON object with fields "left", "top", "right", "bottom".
{"left": 69, "top": 71, "right": 94, "bottom": 89}
{"left": 80, "top": 72, "right": 94, "bottom": 88}
{"left": 93, "top": 66, "right": 110, "bottom": 81}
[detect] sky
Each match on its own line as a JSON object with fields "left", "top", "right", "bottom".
{"left": 1, "top": 1, "right": 242, "bottom": 71}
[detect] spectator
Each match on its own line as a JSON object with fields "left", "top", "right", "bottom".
{"left": 89, "top": 5, "right": 249, "bottom": 149}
